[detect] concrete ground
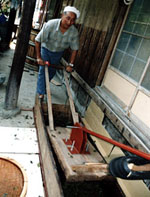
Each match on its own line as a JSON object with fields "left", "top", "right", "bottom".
{"left": 0, "top": 127, "right": 44, "bottom": 197}
{"left": 0, "top": 42, "right": 69, "bottom": 196}
{"left": 0, "top": 43, "right": 42, "bottom": 196}
{"left": 0, "top": 43, "right": 37, "bottom": 127}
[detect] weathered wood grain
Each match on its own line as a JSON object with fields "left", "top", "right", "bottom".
{"left": 47, "top": 126, "right": 107, "bottom": 182}
{"left": 34, "top": 96, "right": 63, "bottom": 197}
{"left": 45, "top": 65, "right": 54, "bottom": 131}
{"left": 63, "top": 70, "right": 79, "bottom": 124}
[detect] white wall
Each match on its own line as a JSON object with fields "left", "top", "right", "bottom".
{"left": 103, "top": 68, "right": 150, "bottom": 128}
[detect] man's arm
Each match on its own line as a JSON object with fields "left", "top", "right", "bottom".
{"left": 35, "top": 41, "right": 44, "bottom": 65}
{"left": 70, "top": 50, "right": 77, "bottom": 64}
{"left": 66, "top": 50, "right": 78, "bottom": 72}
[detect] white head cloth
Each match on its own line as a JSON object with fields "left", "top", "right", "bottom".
{"left": 64, "top": 6, "right": 80, "bottom": 18}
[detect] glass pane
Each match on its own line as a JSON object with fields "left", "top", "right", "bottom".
{"left": 129, "top": 60, "right": 145, "bottom": 82}
{"left": 126, "top": 36, "right": 142, "bottom": 56}
{"left": 117, "top": 33, "right": 130, "bottom": 51}
{"left": 134, "top": 23, "right": 147, "bottom": 35}
{"left": 141, "top": 0, "right": 150, "bottom": 13}
{"left": 130, "top": 0, "right": 141, "bottom": 13}
{"left": 141, "top": 65, "right": 150, "bottom": 91}
{"left": 137, "top": 13, "right": 149, "bottom": 23}
{"left": 111, "top": 50, "right": 123, "bottom": 69}
{"left": 124, "top": 12, "right": 137, "bottom": 32}
{"left": 145, "top": 25, "right": 150, "bottom": 37}
{"left": 137, "top": 39, "right": 150, "bottom": 61}
{"left": 119, "top": 54, "right": 134, "bottom": 75}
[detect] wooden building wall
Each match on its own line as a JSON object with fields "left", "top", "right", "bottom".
{"left": 62, "top": 0, "right": 128, "bottom": 87}
{"left": 46, "top": 0, "right": 127, "bottom": 87}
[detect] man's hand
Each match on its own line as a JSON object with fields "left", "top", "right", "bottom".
{"left": 37, "top": 58, "right": 45, "bottom": 66}
{"left": 66, "top": 66, "right": 73, "bottom": 72}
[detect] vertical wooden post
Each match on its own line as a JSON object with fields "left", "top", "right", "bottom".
{"left": 4, "top": 0, "right": 36, "bottom": 110}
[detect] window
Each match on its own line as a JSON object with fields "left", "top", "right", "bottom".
{"left": 110, "top": 0, "right": 150, "bottom": 91}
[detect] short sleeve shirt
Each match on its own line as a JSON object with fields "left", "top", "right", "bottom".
{"left": 35, "top": 19, "right": 79, "bottom": 52}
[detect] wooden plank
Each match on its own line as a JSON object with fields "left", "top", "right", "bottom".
{"left": 63, "top": 70, "right": 79, "bottom": 124}
{"left": 87, "top": 31, "right": 107, "bottom": 86}
{"left": 45, "top": 65, "right": 54, "bottom": 131}
{"left": 81, "top": 100, "right": 116, "bottom": 159}
{"left": 47, "top": 126, "right": 108, "bottom": 182}
{"left": 118, "top": 179, "right": 150, "bottom": 197}
{"left": 33, "top": 95, "right": 63, "bottom": 197}
{"left": 82, "top": 118, "right": 115, "bottom": 160}
{"left": 71, "top": 163, "right": 108, "bottom": 174}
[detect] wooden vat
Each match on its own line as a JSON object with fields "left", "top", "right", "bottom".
{"left": 0, "top": 156, "right": 28, "bottom": 197}
{"left": 25, "top": 28, "right": 39, "bottom": 71}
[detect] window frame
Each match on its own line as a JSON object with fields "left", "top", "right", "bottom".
{"left": 107, "top": 2, "right": 150, "bottom": 99}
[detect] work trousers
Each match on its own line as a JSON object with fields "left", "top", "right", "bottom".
{"left": 36, "top": 47, "right": 63, "bottom": 95}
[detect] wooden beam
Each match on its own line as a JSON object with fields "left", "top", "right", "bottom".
{"left": 33, "top": 96, "right": 63, "bottom": 197}
{"left": 4, "top": 0, "right": 36, "bottom": 110}
{"left": 45, "top": 65, "right": 54, "bottom": 131}
{"left": 63, "top": 70, "right": 79, "bottom": 124}
{"left": 71, "top": 163, "right": 109, "bottom": 174}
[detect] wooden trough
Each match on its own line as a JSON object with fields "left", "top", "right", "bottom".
{"left": 33, "top": 65, "right": 118, "bottom": 196}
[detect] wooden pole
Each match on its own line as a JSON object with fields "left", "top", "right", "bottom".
{"left": 63, "top": 70, "right": 79, "bottom": 124}
{"left": 4, "top": 0, "right": 36, "bottom": 110}
{"left": 34, "top": 96, "right": 64, "bottom": 196}
{"left": 45, "top": 64, "right": 54, "bottom": 131}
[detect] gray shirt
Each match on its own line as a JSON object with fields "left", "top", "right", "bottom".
{"left": 35, "top": 19, "right": 79, "bottom": 52}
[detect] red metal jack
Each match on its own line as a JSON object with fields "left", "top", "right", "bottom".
{"left": 63, "top": 123, "right": 89, "bottom": 154}
{"left": 64, "top": 123, "right": 150, "bottom": 160}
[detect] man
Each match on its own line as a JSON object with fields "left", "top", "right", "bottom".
{"left": 35, "top": 6, "right": 80, "bottom": 99}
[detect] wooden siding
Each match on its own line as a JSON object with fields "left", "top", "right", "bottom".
{"left": 61, "top": 0, "right": 127, "bottom": 87}
{"left": 45, "top": 0, "right": 127, "bottom": 87}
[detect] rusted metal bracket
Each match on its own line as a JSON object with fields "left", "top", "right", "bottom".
{"left": 63, "top": 123, "right": 90, "bottom": 154}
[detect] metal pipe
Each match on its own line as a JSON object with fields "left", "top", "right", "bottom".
{"left": 74, "top": 123, "right": 150, "bottom": 160}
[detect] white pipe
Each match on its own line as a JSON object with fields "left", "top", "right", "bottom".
{"left": 124, "top": 0, "right": 134, "bottom": 5}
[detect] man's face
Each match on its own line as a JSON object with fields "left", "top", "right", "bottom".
{"left": 61, "top": 12, "right": 76, "bottom": 29}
